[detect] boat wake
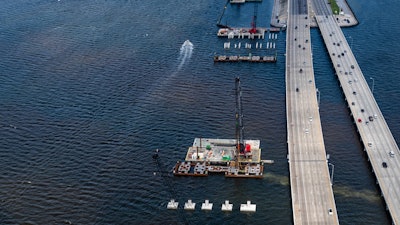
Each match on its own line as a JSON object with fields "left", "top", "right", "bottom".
{"left": 177, "top": 40, "right": 193, "bottom": 71}
{"left": 131, "top": 40, "right": 194, "bottom": 111}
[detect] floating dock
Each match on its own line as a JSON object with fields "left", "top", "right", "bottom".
{"left": 221, "top": 200, "right": 233, "bottom": 211}
{"left": 201, "top": 200, "right": 213, "bottom": 211}
{"left": 230, "top": 0, "right": 262, "bottom": 3}
{"left": 213, "top": 55, "right": 276, "bottom": 63}
{"left": 184, "top": 199, "right": 196, "bottom": 210}
{"left": 240, "top": 201, "right": 256, "bottom": 212}
{"left": 167, "top": 199, "right": 179, "bottom": 209}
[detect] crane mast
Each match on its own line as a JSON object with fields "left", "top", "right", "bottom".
{"left": 249, "top": 3, "right": 258, "bottom": 34}
{"left": 235, "top": 77, "right": 245, "bottom": 159}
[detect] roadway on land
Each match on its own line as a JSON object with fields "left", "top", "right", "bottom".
{"left": 312, "top": 0, "right": 400, "bottom": 223}
{"left": 286, "top": 0, "right": 339, "bottom": 223}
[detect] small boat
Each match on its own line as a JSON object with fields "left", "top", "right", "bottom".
{"left": 183, "top": 40, "right": 193, "bottom": 47}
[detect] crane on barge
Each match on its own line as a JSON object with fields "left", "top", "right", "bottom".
{"left": 235, "top": 77, "right": 245, "bottom": 162}
{"left": 249, "top": 3, "right": 259, "bottom": 34}
{"left": 233, "top": 77, "right": 254, "bottom": 174}
{"left": 172, "top": 77, "right": 264, "bottom": 178}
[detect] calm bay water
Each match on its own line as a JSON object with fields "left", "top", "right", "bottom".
{"left": 0, "top": 0, "right": 400, "bottom": 224}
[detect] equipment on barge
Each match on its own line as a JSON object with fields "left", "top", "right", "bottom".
{"left": 173, "top": 77, "right": 264, "bottom": 178}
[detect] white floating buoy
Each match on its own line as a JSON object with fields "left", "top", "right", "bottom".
{"left": 240, "top": 200, "right": 256, "bottom": 212}
{"left": 260, "top": 43, "right": 262, "bottom": 48}
{"left": 238, "top": 42, "right": 241, "bottom": 48}
{"left": 221, "top": 200, "right": 233, "bottom": 211}
{"left": 224, "top": 42, "right": 231, "bottom": 49}
{"left": 184, "top": 199, "right": 196, "bottom": 210}
{"left": 167, "top": 199, "right": 179, "bottom": 209}
{"left": 201, "top": 199, "right": 213, "bottom": 210}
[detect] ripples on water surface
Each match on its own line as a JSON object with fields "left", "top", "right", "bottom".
{"left": 0, "top": 0, "right": 399, "bottom": 224}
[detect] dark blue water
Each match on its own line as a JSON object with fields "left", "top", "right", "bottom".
{"left": 0, "top": 0, "right": 399, "bottom": 224}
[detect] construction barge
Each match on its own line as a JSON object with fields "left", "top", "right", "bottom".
{"left": 173, "top": 77, "right": 265, "bottom": 178}
{"left": 217, "top": 27, "right": 281, "bottom": 39}
{"left": 213, "top": 55, "right": 276, "bottom": 63}
{"left": 218, "top": 28, "right": 266, "bottom": 39}
{"left": 173, "top": 138, "right": 263, "bottom": 178}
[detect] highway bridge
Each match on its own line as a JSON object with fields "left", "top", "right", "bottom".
{"left": 286, "top": 0, "right": 339, "bottom": 223}
{"left": 312, "top": 0, "right": 400, "bottom": 223}
{"left": 286, "top": 0, "right": 400, "bottom": 223}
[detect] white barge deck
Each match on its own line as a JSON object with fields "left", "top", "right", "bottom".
{"left": 173, "top": 138, "right": 264, "bottom": 178}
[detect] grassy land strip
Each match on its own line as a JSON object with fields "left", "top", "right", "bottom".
{"left": 328, "top": 0, "right": 340, "bottom": 15}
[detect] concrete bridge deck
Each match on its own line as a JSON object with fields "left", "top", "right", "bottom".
{"left": 308, "top": 0, "right": 400, "bottom": 223}
{"left": 286, "top": 0, "right": 339, "bottom": 223}
{"left": 314, "top": 12, "right": 400, "bottom": 225}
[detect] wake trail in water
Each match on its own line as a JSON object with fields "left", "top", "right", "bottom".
{"left": 177, "top": 40, "right": 193, "bottom": 71}
{"left": 119, "top": 40, "right": 195, "bottom": 162}
{"left": 131, "top": 40, "right": 194, "bottom": 112}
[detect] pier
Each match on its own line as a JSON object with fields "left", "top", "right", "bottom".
{"left": 285, "top": 0, "right": 339, "bottom": 223}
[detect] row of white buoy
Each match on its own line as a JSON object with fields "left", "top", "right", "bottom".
{"left": 244, "top": 43, "right": 252, "bottom": 49}
{"left": 266, "top": 42, "right": 276, "bottom": 49}
{"left": 167, "top": 199, "right": 256, "bottom": 212}
{"left": 224, "top": 42, "right": 276, "bottom": 49}
{"left": 228, "top": 33, "right": 264, "bottom": 39}
{"left": 269, "top": 33, "right": 278, "bottom": 39}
